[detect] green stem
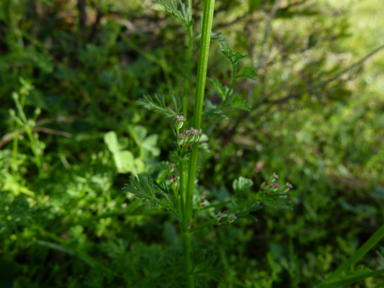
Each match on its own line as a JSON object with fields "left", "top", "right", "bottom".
{"left": 183, "top": 1, "right": 216, "bottom": 287}
{"left": 317, "top": 224, "right": 384, "bottom": 287}
{"left": 185, "top": 0, "right": 216, "bottom": 223}
{"left": 180, "top": 9, "right": 194, "bottom": 228}
{"left": 182, "top": 233, "right": 193, "bottom": 287}
{"left": 222, "top": 63, "right": 237, "bottom": 108}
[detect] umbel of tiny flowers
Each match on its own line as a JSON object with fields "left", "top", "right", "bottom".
{"left": 177, "top": 126, "right": 203, "bottom": 146}
{"left": 216, "top": 210, "right": 237, "bottom": 225}
{"left": 169, "top": 162, "right": 176, "bottom": 172}
{"left": 260, "top": 173, "right": 294, "bottom": 194}
{"left": 176, "top": 115, "right": 186, "bottom": 129}
{"left": 273, "top": 172, "right": 279, "bottom": 179}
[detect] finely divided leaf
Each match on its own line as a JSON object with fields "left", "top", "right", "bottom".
{"left": 229, "top": 94, "right": 252, "bottom": 111}
{"left": 123, "top": 175, "right": 181, "bottom": 222}
{"left": 236, "top": 66, "right": 258, "bottom": 80}
{"left": 207, "top": 78, "right": 230, "bottom": 100}
{"left": 202, "top": 99, "right": 228, "bottom": 122}
{"left": 233, "top": 177, "right": 254, "bottom": 196}
{"left": 157, "top": 0, "right": 192, "bottom": 28}
{"left": 136, "top": 94, "right": 177, "bottom": 118}
{"left": 219, "top": 43, "right": 247, "bottom": 65}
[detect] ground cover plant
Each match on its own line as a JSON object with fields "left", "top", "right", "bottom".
{"left": 1, "top": 0, "right": 384, "bottom": 287}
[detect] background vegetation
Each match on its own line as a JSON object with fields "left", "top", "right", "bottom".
{"left": 1, "top": 0, "right": 384, "bottom": 287}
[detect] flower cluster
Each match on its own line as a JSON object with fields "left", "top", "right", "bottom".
{"left": 175, "top": 115, "right": 186, "bottom": 129}
{"left": 260, "top": 173, "right": 293, "bottom": 195}
{"left": 177, "top": 127, "right": 202, "bottom": 146}
{"left": 168, "top": 174, "right": 177, "bottom": 182}
{"left": 216, "top": 210, "right": 237, "bottom": 225}
{"left": 273, "top": 172, "right": 279, "bottom": 178}
{"left": 169, "top": 162, "right": 176, "bottom": 172}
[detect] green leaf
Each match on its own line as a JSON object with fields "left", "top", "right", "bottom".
{"left": 104, "top": 131, "right": 128, "bottom": 153}
{"left": 156, "top": 0, "right": 191, "bottom": 28}
{"left": 233, "top": 177, "right": 254, "bottom": 196}
{"left": 123, "top": 175, "right": 181, "bottom": 222}
{"left": 317, "top": 268, "right": 384, "bottom": 288}
{"left": 136, "top": 94, "right": 177, "bottom": 118}
{"left": 241, "top": 215, "right": 258, "bottom": 222}
{"left": 36, "top": 240, "right": 96, "bottom": 268}
{"left": 142, "top": 134, "right": 161, "bottom": 157}
{"left": 207, "top": 78, "right": 230, "bottom": 100}
{"left": 202, "top": 99, "right": 228, "bottom": 122}
{"left": 113, "top": 150, "right": 135, "bottom": 174}
{"left": 236, "top": 66, "right": 258, "bottom": 80}
{"left": 131, "top": 125, "right": 147, "bottom": 143}
{"left": 229, "top": 94, "right": 252, "bottom": 111}
{"left": 219, "top": 42, "right": 247, "bottom": 65}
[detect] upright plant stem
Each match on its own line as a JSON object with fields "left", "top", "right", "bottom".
{"left": 182, "top": 0, "right": 216, "bottom": 287}
{"left": 180, "top": 1, "right": 194, "bottom": 228}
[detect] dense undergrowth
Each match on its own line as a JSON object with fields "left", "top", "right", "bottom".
{"left": 1, "top": 0, "right": 384, "bottom": 287}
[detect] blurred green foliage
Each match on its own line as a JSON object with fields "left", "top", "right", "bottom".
{"left": 1, "top": 0, "right": 384, "bottom": 287}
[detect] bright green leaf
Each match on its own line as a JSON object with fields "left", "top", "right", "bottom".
{"left": 113, "top": 150, "right": 135, "bottom": 174}
{"left": 104, "top": 131, "right": 119, "bottom": 153}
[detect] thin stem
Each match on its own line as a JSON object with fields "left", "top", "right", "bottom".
{"left": 317, "top": 224, "right": 384, "bottom": 287}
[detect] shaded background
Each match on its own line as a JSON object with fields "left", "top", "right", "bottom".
{"left": 0, "top": 0, "right": 384, "bottom": 287}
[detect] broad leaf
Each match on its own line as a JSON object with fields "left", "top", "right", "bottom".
{"left": 113, "top": 150, "right": 135, "bottom": 174}
{"left": 104, "top": 131, "right": 128, "bottom": 153}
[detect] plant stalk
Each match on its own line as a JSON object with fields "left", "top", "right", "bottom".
{"left": 182, "top": 0, "right": 216, "bottom": 287}
{"left": 180, "top": 3, "right": 194, "bottom": 228}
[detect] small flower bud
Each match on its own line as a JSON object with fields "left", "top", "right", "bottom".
{"left": 188, "top": 145, "right": 192, "bottom": 150}
{"left": 273, "top": 172, "right": 279, "bottom": 179}
{"left": 286, "top": 182, "right": 293, "bottom": 189}
{"left": 202, "top": 198, "right": 206, "bottom": 203}
{"left": 224, "top": 210, "right": 229, "bottom": 214}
